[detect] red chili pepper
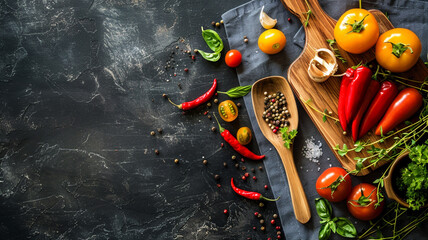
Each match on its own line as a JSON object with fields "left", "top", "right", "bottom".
{"left": 375, "top": 88, "right": 423, "bottom": 135}
{"left": 213, "top": 114, "right": 265, "bottom": 160}
{"left": 358, "top": 81, "right": 398, "bottom": 138}
{"left": 168, "top": 79, "right": 217, "bottom": 110}
{"left": 351, "top": 80, "right": 380, "bottom": 141}
{"left": 338, "top": 68, "right": 355, "bottom": 131}
{"left": 345, "top": 66, "right": 373, "bottom": 124}
{"left": 230, "top": 178, "right": 279, "bottom": 201}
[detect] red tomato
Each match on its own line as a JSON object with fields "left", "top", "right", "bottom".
{"left": 347, "top": 183, "right": 384, "bottom": 221}
{"left": 316, "top": 167, "right": 352, "bottom": 202}
{"left": 225, "top": 49, "right": 242, "bottom": 68}
{"left": 375, "top": 88, "right": 423, "bottom": 135}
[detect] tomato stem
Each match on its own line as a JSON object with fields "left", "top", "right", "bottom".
{"left": 345, "top": 14, "right": 369, "bottom": 34}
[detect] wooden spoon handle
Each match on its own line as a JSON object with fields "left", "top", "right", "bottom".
{"left": 276, "top": 147, "right": 311, "bottom": 223}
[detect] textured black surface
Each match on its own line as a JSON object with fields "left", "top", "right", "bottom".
{"left": 0, "top": 0, "right": 288, "bottom": 239}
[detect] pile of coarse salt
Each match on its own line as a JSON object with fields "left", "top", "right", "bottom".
{"left": 302, "top": 136, "right": 323, "bottom": 163}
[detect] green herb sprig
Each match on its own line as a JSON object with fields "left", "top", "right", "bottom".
{"left": 326, "top": 39, "right": 347, "bottom": 63}
{"left": 303, "top": 0, "right": 312, "bottom": 27}
{"left": 217, "top": 85, "right": 252, "bottom": 98}
{"left": 197, "top": 27, "right": 223, "bottom": 62}
{"left": 280, "top": 126, "right": 297, "bottom": 149}
{"left": 316, "top": 198, "right": 357, "bottom": 240}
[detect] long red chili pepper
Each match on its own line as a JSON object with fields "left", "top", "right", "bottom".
{"left": 213, "top": 114, "right": 265, "bottom": 160}
{"left": 375, "top": 88, "right": 423, "bottom": 135}
{"left": 345, "top": 66, "right": 373, "bottom": 124}
{"left": 358, "top": 81, "right": 398, "bottom": 139}
{"left": 231, "top": 178, "right": 279, "bottom": 201}
{"left": 338, "top": 68, "right": 355, "bottom": 131}
{"left": 351, "top": 80, "right": 380, "bottom": 141}
{"left": 168, "top": 78, "right": 217, "bottom": 110}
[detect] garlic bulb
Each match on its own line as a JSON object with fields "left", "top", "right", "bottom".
{"left": 307, "top": 48, "right": 338, "bottom": 83}
{"left": 260, "top": 6, "right": 277, "bottom": 29}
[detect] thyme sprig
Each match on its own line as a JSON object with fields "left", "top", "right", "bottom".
{"left": 302, "top": 98, "right": 339, "bottom": 123}
{"left": 326, "top": 39, "right": 347, "bottom": 63}
{"left": 372, "top": 65, "right": 428, "bottom": 93}
{"left": 302, "top": 0, "right": 312, "bottom": 27}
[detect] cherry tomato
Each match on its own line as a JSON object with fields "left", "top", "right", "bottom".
{"left": 347, "top": 183, "right": 384, "bottom": 221}
{"left": 236, "top": 127, "right": 252, "bottom": 145}
{"left": 225, "top": 49, "right": 242, "bottom": 68}
{"left": 375, "top": 28, "right": 422, "bottom": 73}
{"left": 375, "top": 88, "right": 423, "bottom": 135}
{"left": 258, "top": 29, "right": 286, "bottom": 55}
{"left": 334, "top": 9, "right": 379, "bottom": 54}
{"left": 218, "top": 100, "right": 238, "bottom": 122}
{"left": 316, "top": 167, "right": 352, "bottom": 202}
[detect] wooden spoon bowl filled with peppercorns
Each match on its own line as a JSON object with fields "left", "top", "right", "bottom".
{"left": 251, "top": 76, "right": 311, "bottom": 224}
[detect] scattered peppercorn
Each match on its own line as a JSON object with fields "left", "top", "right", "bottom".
{"left": 191, "top": 55, "right": 196, "bottom": 60}
{"left": 343, "top": 131, "right": 347, "bottom": 135}
{"left": 184, "top": 68, "right": 189, "bottom": 72}
{"left": 276, "top": 226, "right": 281, "bottom": 230}
{"left": 271, "top": 219, "right": 276, "bottom": 225}
{"left": 207, "top": 115, "right": 212, "bottom": 119}
{"left": 211, "top": 127, "right": 216, "bottom": 132}
{"left": 155, "top": 149, "right": 160, "bottom": 155}
{"left": 220, "top": 20, "right": 224, "bottom": 24}
{"left": 241, "top": 166, "right": 247, "bottom": 171}
{"left": 241, "top": 175, "right": 246, "bottom": 180}
{"left": 259, "top": 166, "right": 263, "bottom": 171}
{"left": 194, "top": 49, "right": 198, "bottom": 53}
{"left": 223, "top": 162, "right": 227, "bottom": 167}
{"left": 217, "top": 184, "right": 221, "bottom": 188}
{"left": 204, "top": 111, "right": 208, "bottom": 115}
{"left": 277, "top": 235, "right": 281, "bottom": 239}
{"left": 259, "top": 202, "right": 264, "bottom": 207}
{"left": 259, "top": 219, "right": 265, "bottom": 224}
{"left": 243, "top": 36, "right": 247, "bottom": 39}
{"left": 174, "top": 159, "right": 179, "bottom": 164}
{"left": 175, "top": 46, "right": 179, "bottom": 49}
{"left": 264, "top": 185, "right": 268, "bottom": 190}
{"left": 244, "top": 38, "right": 249, "bottom": 43}
{"left": 273, "top": 214, "right": 278, "bottom": 219}
{"left": 253, "top": 176, "right": 257, "bottom": 180}
{"left": 257, "top": 213, "right": 262, "bottom": 218}
{"left": 157, "top": 128, "right": 163, "bottom": 134}
{"left": 221, "top": 143, "right": 224, "bottom": 147}
{"left": 260, "top": 226, "right": 266, "bottom": 231}
{"left": 231, "top": 155, "right": 236, "bottom": 160}
{"left": 235, "top": 163, "right": 239, "bottom": 168}
{"left": 254, "top": 212, "right": 259, "bottom": 217}
{"left": 162, "top": 93, "right": 167, "bottom": 98}
{"left": 207, "top": 102, "right": 212, "bottom": 107}
{"left": 252, "top": 226, "right": 256, "bottom": 230}
{"left": 215, "top": 22, "right": 220, "bottom": 27}
{"left": 211, "top": 21, "right": 216, "bottom": 26}
{"left": 277, "top": 231, "right": 281, "bottom": 235}
{"left": 214, "top": 174, "right": 220, "bottom": 181}
{"left": 244, "top": 172, "right": 249, "bottom": 178}
{"left": 237, "top": 102, "right": 242, "bottom": 108}
{"left": 287, "top": 17, "right": 291, "bottom": 22}
{"left": 223, "top": 209, "right": 228, "bottom": 214}
{"left": 203, "top": 159, "right": 208, "bottom": 165}
{"left": 214, "top": 99, "right": 219, "bottom": 104}
{"left": 150, "top": 131, "right": 155, "bottom": 136}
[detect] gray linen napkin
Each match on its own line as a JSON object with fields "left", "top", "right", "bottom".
{"left": 222, "top": 0, "right": 427, "bottom": 239}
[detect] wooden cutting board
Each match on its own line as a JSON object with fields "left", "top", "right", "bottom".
{"left": 280, "top": 0, "right": 428, "bottom": 175}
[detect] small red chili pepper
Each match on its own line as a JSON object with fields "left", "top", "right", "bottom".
{"left": 351, "top": 80, "right": 380, "bottom": 141}
{"left": 231, "top": 178, "right": 279, "bottom": 201}
{"left": 168, "top": 79, "right": 217, "bottom": 110}
{"left": 213, "top": 114, "right": 265, "bottom": 160}
{"left": 345, "top": 66, "right": 373, "bottom": 123}
{"left": 358, "top": 81, "right": 398, "bottom": 138}
{"left": 338, "top": 68, "right": 354, "bottom": 131}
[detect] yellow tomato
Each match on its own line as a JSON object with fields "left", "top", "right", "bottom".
{"left": 334, "top": 9, "right": 379, "bottom": 54}
{"left": 218, "top": 100, "right": 238, "bottom": 122}
{"left": 375, "top": 28, "right": 422, "bottom": 73}
{"left": 236, "top": 127, "right": 252, "bottom": 145}
{"left": 258, "top": 29, "right": 286, "bottom": 55}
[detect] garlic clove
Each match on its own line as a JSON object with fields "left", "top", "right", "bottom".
{"left": 260, "top": 6, "right": 277, "bottom": 29}
{"left": 307, "top": 48, "right": 338, "bottom": 83}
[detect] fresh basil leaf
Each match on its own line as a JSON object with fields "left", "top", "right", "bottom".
{"left": 218, "top": 85, "right": 252, "bottom": 98}
{"left": 315, "top": 198, "right": 332, "bottom": 221}
{"left": 319, "top": 223, "right": 332, "bottom": 240}
{"left": 201, "top": 27, "right": 223, "bottom": 52}
{"left": 329, "top": 219, "right": 337, "bottom": 233}
{"left": 197, "top": 49, "right": 221, "bottom": 62}
{"left": 335, "top": 217, "right": 357, "bottom": 238}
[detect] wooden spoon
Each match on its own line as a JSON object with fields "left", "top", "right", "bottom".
{"left": 251, "top": 76, "right": 311, "bottom": 224}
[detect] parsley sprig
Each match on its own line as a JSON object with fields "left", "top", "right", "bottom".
{"left": 280, "top": 126, "right": 297, "bottom": 149}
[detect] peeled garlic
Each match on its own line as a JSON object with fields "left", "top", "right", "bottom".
{"left": 307, "top": 48, "right": 338, "bottom": 83}
{"left": 260, "top": 6, "right": 277, "bottom": 29}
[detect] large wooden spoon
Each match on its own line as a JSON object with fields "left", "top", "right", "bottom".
{"left": 251, "top": 76, "right": 311, "bottom": 224}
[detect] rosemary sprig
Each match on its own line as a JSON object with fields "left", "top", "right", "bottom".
{"left": 326, "top": 39, "right": 347, "bottom": 63}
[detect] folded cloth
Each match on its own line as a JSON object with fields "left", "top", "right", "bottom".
{"left": 222, "top": 0, "right": 427, "bottom": 239}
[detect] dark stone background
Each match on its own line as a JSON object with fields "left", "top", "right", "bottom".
{"left": 0, "top": 0, "right": 426, "bottom": 239}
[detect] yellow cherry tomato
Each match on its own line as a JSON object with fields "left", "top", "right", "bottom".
{"left": 258, "top": 29, "right": 286, "bottom": 55}
{"left": 236, "top": 127, "right": 252, "bottom": 145}
{"left": 218, "top": 100, "right": 238, "bottom": 122}
{"left": 375, "top": 28, "right": 422, "bottom": 73}
{"left": 334, "top": 9, "right": 379, "bottom": 54}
